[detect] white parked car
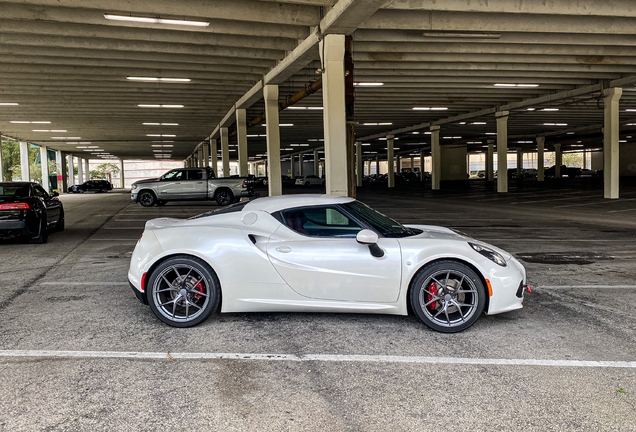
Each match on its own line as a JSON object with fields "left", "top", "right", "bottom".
{"left": 295, "top": 175, "right": 324, "bottom": 186}
{"left": 128, "top": 195, "right": 528, "bottom": 333}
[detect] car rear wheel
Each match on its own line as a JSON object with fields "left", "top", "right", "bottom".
{"left": 215, "top": 189, "right": 233, "bottom": 206}
{"left": 29, "top": 217, "right": 48, "bottom": 244}
{"left": 410, "top": 260, "right": 485, "bottom": 333}
{"left": 147, "top": 256, "right": 221, "bottom": 327}
{"left": 138, "top": 190, "right": 156, "bottom": 207}
{"left": 56, "top": 210, "right": 65, "bottom": 232}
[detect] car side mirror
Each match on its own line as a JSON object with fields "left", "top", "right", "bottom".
{"left": 356, "top": 229, "right": 384, "bottom": 258}
{"left": 51, "top": 192, "right": 59, "bottom": 197}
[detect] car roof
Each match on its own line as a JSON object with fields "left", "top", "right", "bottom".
{"left": 243, "top": 194, "right": 355, "bottom": 213}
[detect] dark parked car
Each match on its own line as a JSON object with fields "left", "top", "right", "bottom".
{"left": 68, "top": 179, "right": 113, "bottom": 193}
{"left": 0, "top": 182, "right": 64, "bottom": 243}
{"left": 545, "top": 165, "right": 582, "bottom": 178}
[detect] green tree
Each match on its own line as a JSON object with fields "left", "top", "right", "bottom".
{"left": 91, "top": 163, "right": 120, "bottom": 180}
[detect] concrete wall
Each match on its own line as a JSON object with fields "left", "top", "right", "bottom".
{"left": 620, "top": 143, "right": 636, "bottom": 176}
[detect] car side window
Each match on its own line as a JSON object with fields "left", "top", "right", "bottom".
{"left": 33, "top": 185, "right": 49, "bottom": 199}
{"left": 281, "top": 206, "right": 362, "bottom": 237}
{"left": 188, "top": 170, "right": 204, "bottom": 180}
{"left": 163, "top": 170, "right": 185, "bottom": 181}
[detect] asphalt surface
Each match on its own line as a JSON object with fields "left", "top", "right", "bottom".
{"left": 1, "top": 178, "right": 635, "bottom": 431}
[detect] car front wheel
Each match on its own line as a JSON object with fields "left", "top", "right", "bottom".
{"left": 138, "top": 190, "right": 156, "bottom": 207}
{"left": 147, "top": 256, "right": 221, "bottom": 327}
{"left": 410, "top": 260, "right": 485, "bottom": 333}
{"left": 215, "top": 189, "right": 233, "bottom": 206}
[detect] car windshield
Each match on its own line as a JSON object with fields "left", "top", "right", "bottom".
{"left": 189, "top": 202, "right": 247, "bottom": 219}
{"left": 343, "top": 201, "right": 416, "bottom": 238}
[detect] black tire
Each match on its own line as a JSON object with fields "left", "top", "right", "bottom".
{"left": 409, "top": 260, "right": 486, "bottom": 333}
{"left": 147, "top": 255, "right": 221, "bottom": 327}
{"left": 138, "top": 190, "right": 156, "bottom": 207}
{"left": 156, "top": 200, "right": 167, "bottom": 206}
{"left": 56, "top": 210, "right": 65, "bottom": 232}
{"left": 304, "top": 181, "right": 310, "bottom": 186}
{"left": 215, "top": 189, "right": 233, "bottom": 206}
{"left": 29, "top": 216, "right": 48, "bottom": 244}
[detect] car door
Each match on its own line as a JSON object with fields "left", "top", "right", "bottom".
{"left": 33, "top": 185, "right": 60, "bottom": 225}
{"left": 156, "top": 169, "right": 187, "bottom": 199}
{"left": 266, "top": 205, "right": 402, "bottom": 303}
{"left": 185, "top": 169, "right": 208, "bottom": 199}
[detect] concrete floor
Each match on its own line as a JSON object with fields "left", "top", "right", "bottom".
{"left": 1, "top": 179, "right": 635, "bottom": 431}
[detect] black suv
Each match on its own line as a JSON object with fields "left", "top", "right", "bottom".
{"left": 68, "top": 180, "right": 113, "bottom": 193}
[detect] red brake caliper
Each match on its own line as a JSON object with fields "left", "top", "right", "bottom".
{"left": 427, "top": 282, "right": 438, "bottom": 310}
{"left": 193, "top": 281, "right": 204, "bottom": 300}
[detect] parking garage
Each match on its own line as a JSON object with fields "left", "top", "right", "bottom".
{"left": 1, "top": 1, "right": 636, "bottom": 430}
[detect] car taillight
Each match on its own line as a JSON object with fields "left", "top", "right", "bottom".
{"left": 242, "top": 180, "right": 247, "bottom": 188}
{"left": 0, "top": 202, "right": 30, "bottom": 210}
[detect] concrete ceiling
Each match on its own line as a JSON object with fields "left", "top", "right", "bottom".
{"left": 2, "top": 0, "right": 636, "bottom": 162}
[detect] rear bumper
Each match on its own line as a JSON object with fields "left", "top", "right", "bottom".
{"left": 0, "top": 220, "right": 30, "bottom": 239}
{"left": 129, "top": 278, "right": 148, "bottom": 305}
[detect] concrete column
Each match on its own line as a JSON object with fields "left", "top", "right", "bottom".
{"left": 313, "top": 150, "right": 320, "bottom": 176}
{"left": 396, "top": 155, "right": 402, "bottom": 173}
{"left": 486, "top": 140, "right": 494, "bottom": 181}
{"left": 496, "top": 111, "right": 509, "bottom": 193}
{"left": 298, "top": 153, "right": 304, "bottom": 176}
{"left": 236, "top": 109, "right": 249, "bottom": 177}
{"left": 320, "top": 33, "right": 348, "bottom": 197}
{"left": 77, "top": 157, "right": 84, "bottom": 183}
{"left": 202, "top": 141, "right": 210, "bottom": 168}
{"left": 420, "top": 150, "right": 425, "bottom": 181}
{"left": 516, "top": 148, "right": 523, "bottom": 177}
{"left": 84, "top": 159, "right": 90, "bottom": 180}
{"left": 19, "top": 141, "right": 30, "bottom": 181}
{"left": 537, "top": 137, "right": 545, "bottom": 181}
{"left": 119, "top": 159, "right": 125, "bottom": 188}
{"left": 554, "top": 144, "right": 562, "bottom": 177}
{"left": 604, "top": 87, "right": 622, "bottom": 199}
{"left": 431, "top": 126, "right": 441, "bottom": 190}
{"left": 356, "top": 141, "right": 363, "bottom": 187}
{"left": 264, "top": 84, "right": 282, "bottom": 196}
{"left": 375, "top": 156, "right": 380, "bottom": 175}
{"left": 66, "top": 154, "right": 74, "bottom": 186}
{"left": 39, "top": 146, "right": 50, "bottom": 193}
{"left": 220, "top": 127, "right": 230, "bottom": 177}
{"left": 387, "top": 135, "right": 395, "bottom": 188}
{"left": 197, "top": 147, "right": 203, "bottom": 167}
{"left": 0, "top": 139, "right": 3, "bottom": 182}
{"left": 55, "top": 150, "right": 65, "bottom": 193}
{"left": 210, "top": 138, "right": 218, "bottom": 175}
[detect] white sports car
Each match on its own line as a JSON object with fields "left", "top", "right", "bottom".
{"left": 128, "top": 195, "right": 527, "bottom": 333}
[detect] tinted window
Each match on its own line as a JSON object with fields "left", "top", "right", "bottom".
{"left": 188, "top": 170, "right": 204, "bottom": 180}
{"left": 281, "top": 206, "right": 361, "bottom": 237}
{"left": 0, "top": 184, "right": 26, "bottom": 196}
{"left": 343, "top": 201, "right": 415, "bottom": 238}
{"left": 33, "top": 185, "right": 49, "bottom": 199}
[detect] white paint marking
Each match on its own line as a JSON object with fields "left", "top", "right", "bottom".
{"left": 0, "top": 350, "right": 634, "bottom": 368}
{"left": 104, "top": 227, "right": 144, "bottom": 230}
{"left": 608, "top": 207, "right": 636, "bottom": 213}
{"left": 40, "top": 282, "right": 129, "bottom": 286}
{"left": 538, "top": 285, "right": 636, "bottom": 289}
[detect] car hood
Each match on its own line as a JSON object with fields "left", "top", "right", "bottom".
{"left": 403, "top": 224, "right": 513, "bottom": 261}
{"left": 132, "top": 178, "right": 159, "bottom": 185}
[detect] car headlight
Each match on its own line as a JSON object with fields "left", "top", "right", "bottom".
{"left": 469, "top": 242, "right": 507, "bottom": 267}
{"left": 131, "top": 184, "right": 138, "bottom": 190}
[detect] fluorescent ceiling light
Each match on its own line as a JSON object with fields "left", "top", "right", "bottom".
{"left": 146, "top": 134, "right": 176, "bottom": 137}
{"left": 442, "top": 136, "right": 462, "bottom": 139}
{"left": 104, "top": 14, "right": 209, "bottom": 27}
{"left": 543, "top": 123, "right": 567, "bottom": 126}
{"left": 471, "top": 122, "right": 487, "bottom": 125}
{"left": 494, "top": 83, "right": 539, "bottom": 88}
{"left": 260, "top": 123, "right": 293, "bottom": 127}
{"left": 52, "top": 136, "right": 81, "bottom": 139}
{"left": 287, "top": 106, "right": 323, "bottom": 110}
{"left": 412, "top": 107, "right": 448, "bottom": 111}
{"left": 567, "top": 132, "right": 575, "bottom": 134}
{"left": 127, "top": 77, "right": 191, "bottom": 82}
{"left": 354, "top": 82, "right": 384, "bottom": 87}
{"left": 32, "top": 129, "right": 67, "bottom": 132}
{"left": 625, "top": 109, "right": 636, "bottom": 112}
{"left": 11, "top": 120, "right": 50, "bottom": 124}
{"left": 138, "top": 104, "right": 184, "bottom": 108}
{"left": 485, "top": 132, "right": 497, "bottom": 135}
{"left": 527, "top": 108, "right": 536, "bottom": 111}
{"left": 362, "top": 122, "right": 392, "bottom": 126}
{"left": 362, "top": 143, "right": 371, "bottom": 146}
{"left": 378, "top": 137, "right": 399, "bottom": 141}
{"left": 542, "top": 108, "right": 559, "bottom": 111}
{"left": 0, "top": 102, "right": 19, "bottom": 106}
{"left": 143, "top": 122, "right": 179, "bottom": 126}
{"left": 151, "top": 140, "right": 174, "bottom": 143}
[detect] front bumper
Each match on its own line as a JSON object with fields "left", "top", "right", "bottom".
{"left": 130, "top": 191, "right": 138, "bottom": 203}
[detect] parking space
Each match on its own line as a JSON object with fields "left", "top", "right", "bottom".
{"left": 1, "top": 185, "right": 635, "bottom": 431}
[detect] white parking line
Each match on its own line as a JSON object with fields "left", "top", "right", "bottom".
{"left": 608, "top": 207, "right": 636, "bottom": 213}
{"left": 537, "top": 285, "right": 636, "bottom": 289}
{"left": 40, "top": 282, "right": 129, "bottom": 286}
{"left": 0, "top": 350, "right": 633, "bottom": 368}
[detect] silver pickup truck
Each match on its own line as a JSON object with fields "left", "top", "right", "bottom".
{"left": 130, "top": 168, "right": 255, "bottom": 207}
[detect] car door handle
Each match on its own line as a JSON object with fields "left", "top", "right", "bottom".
{"left": 275, "top": 246, "right": 292, "bottom": 253}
